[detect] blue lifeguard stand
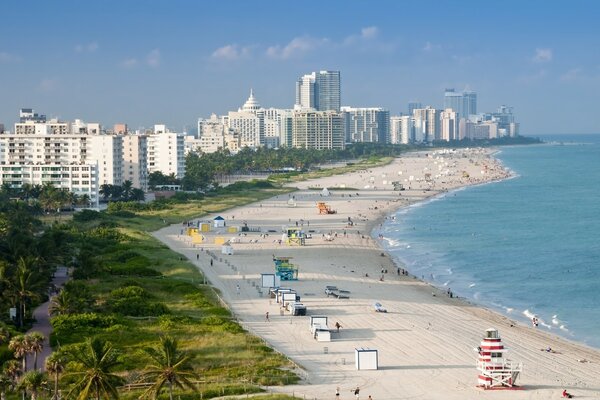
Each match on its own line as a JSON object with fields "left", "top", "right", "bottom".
{"left": 273, "top": 256, "right": 299, "bottom": 281}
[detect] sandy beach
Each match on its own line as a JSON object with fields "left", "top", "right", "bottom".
{"left": 154, "top": 149, "right": 600, "bottom": 400}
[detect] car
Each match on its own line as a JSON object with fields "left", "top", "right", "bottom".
{"left": 373, "top": 302, "right": 387, "bottom": 313}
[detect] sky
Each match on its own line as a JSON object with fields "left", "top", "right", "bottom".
{"left": 1, "top": 0, "right": 599, "bottom": 135}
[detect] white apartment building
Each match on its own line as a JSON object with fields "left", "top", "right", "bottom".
{"left": 147, "top": 129, "right": 185, "bottom": 178}
{"left": 390, "top": 116, "right": 413, "bottom": 144}
{"left": 341, "top": 107, "right": 390, "bottom": 143}
{"left": 440, "top": 109, "right": 459, "bottom": 141}
{"left": 292, "top": 111, "right": 345, "bottom": 150}
{"left": 0, "top": 117, "right": 104, "bottom": 206}
{"left": 413, "top": 107, "right": 440, "bottom": 142}
{"left": 87, "top": 135, "right": 123, "bottom": 186}
{"left": 226, "top": 90, "right": 264, "bottom": 149}
{"left": 122, "top": 134, "right": 148, "bottom": 191}
{"left": 197, "top": 114, "right": 227, "bottom": 153}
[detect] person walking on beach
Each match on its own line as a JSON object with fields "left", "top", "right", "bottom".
{"left": 335, "top": 321, "right": 342, "bottom": 332}
{"left": 353, "top": 386, "right": 360, "bottom": 399}
{"left": 335, "top": 387, "right": 340, "bottom": 398}
{"left": 265, "top": 311, "right": 269, "bottom": 322}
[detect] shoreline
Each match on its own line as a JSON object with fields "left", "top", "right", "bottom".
{"left": 154, "top": 148, "right": 600, "bottom": 399}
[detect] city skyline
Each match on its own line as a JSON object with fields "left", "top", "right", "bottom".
{"left": 1, "top": 1, "right": 599, "bottom": 134}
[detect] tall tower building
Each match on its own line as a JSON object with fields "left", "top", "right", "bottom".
{"left": 408, "top": 101, "right": 422, "bottom": 116}
{"left": 443, "top": 89, "right": 477, "bottom": 118}
{"left": 295, "top": 73, "right": 316, "bottom": 110}
{"left": 295, "top": 70, "right": 341, "bottom": 112}
{"left": 440, "top": 109, "right": 459, "bottom": 141}
{"left": 412, "top": 107, "right": 440, "bottom": 142}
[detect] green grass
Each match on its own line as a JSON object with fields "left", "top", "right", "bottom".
{"left": 107, "top": 187, "right": 293, "bottom": 231}
{"left": 268, "top": 156, "right": 393, "bottom": 184}
{"left": 50, "top": 225, "right": 299, "bottom": 397}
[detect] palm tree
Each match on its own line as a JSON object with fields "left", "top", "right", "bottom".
{"left": 0, "top": 324, "right": 10, "bottom": 345}
{"left": 65, "top": 337, "right": 123, "bottom": 400}
{"left": 49, "top": 290, "right": 76, "bottom": 316}
{"left": 0, "top": 373, "right": 11, "bottom": 400}
{"left": 45, "top": 352, "right": 64, "bottom": 400}
{"left": 13, "top": 257, "right": 42, "bottom": 328}
{"left": 3, "top": 360, "right": 21, "bottom": 388}
{"left": 27, "top": 332, "right": 45, "bottom": 371}
{"left": 121, "top": 180, "right": 133, "bottom": 201}
{"left": 17, "top": 371, "right": 47, "bottom": 400}
{"left": 138, "top": 336, "right": 198, "bottom": 400}
{"left": 9, "top": 335, "right": 29, "bottom": 372}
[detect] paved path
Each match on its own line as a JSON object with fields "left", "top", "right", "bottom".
{"left": 26, "top": 266, "right": 69, "bottom": 371}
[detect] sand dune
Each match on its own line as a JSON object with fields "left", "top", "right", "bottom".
{"left": 155, "top": 149, "right": 600, "bottom": 399}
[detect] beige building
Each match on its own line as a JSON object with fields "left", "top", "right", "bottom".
{"left": 440, "top": 108, "right": 459, "bottom": 141}
{"left": 122, "top": 134, "right": 148, "bottom": 190}
{"left": 292, "top": 111, "right": 344, "bottom": 150}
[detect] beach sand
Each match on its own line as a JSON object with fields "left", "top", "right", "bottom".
{"left": 154, "top": 149, "right": 600, "bottom": 399}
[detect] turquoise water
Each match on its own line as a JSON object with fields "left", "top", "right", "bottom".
{"left": 378, "top": 135, "right": 600, "bottom": 348}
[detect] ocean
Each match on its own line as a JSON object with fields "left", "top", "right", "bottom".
{"left": 378, "top": 134, "right": 600, "bottom": 349}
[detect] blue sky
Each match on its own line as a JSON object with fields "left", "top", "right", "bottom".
{"left": 1, "top": 0, "right": 599, "bottom": 134}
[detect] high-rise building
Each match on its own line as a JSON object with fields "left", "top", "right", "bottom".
{"left": 463, "top": 91, "right": 477, "bottom": 117}
{"left": 443, "top": 89, "right": 477, "bottom": 118}
{"left": 226, "top": 90, "right": 265, "bottom": 149}
{"left": 196, "top": 114, "right": 227, "bottom": 153}
{"left": 440, "top": 109, "right": 459, "bottom": 141}
{"left": 295, "top": 73, "right": 316, "bottom": 110}
{"left": 19, "top": 108, "right": 46, "bottom": 123}
{"left": 295, "top": 70, "right": 341, "bottom": 112}
{"left": 114, "top": 123, "right": 128, "bottom": 135}
{"left": 341, "top": 107, "right": 390, "bottom": 143}
{"left": 122, "top": 134, "right": 148, "bottom": 191}
{"left": 292, "top": 111, "right": 344, "bottom": 150}
{"left": 147, "top": 127, "right": 185, "bottom": 179}
{"left": 412, "top": 107, "right": 440, "bottom": 142}
{"left": 408, "top": 102, "right": 422, "bottom": 116}
{"left": 87, "top": 135, "right": 123, "bottom": 186}
{"left": 390, "top": 116, "right": 413, "bottom": 144}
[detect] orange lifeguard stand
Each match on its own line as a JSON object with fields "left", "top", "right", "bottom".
{"left": 317, "top": 202, "right": 336, "bottom": 214}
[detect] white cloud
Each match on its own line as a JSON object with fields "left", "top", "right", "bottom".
{"left": 75, "top": 42, "right": 99, "bottom": 53}
{"left": 0, "top": 52, "right": 21, "bottom": 63}
{"left": 533, "top": 48, "right": 553, "bottom": 63}
{"left": 361, "top": 26, "right": 379, "bottom": 39}
{"left": 561, "top": 67, "right": 582, "bottom": 81}
{"left": 120, "top": 58, "right": 138, "bottom": 68}
{"left": 266, "top": 36, "right": 328, "bottom": 59}
{"left": 39, "top": 78, "right": 59, "bottom": 92}
{"left": 423, "top": 41, "right": 441, "bottom": 52}
{"left": 211, "top": 44, "right": 251, "bottom": 61}
{"left": 146, "top": 49, "right": 160, "bottom": 67}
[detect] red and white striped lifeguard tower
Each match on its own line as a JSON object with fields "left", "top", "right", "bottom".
{"left": 476, "top": 328, "right": 523, "bottom": 389}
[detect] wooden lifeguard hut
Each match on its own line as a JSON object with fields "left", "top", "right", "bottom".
{"left": 476, "top": 328, "right": 522, "bottom": 389}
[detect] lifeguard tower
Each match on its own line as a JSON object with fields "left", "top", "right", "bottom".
{"left": 317, "top": 202, "right": 337, "bottom": 214}
{"left": 273, "top": 256, "right": 298, "bottom": 281}
{"left": 476, "top": 328, "right": 522, "bottom": 389}
{"left": 286, "top": 227, "right": 306, "bottom": 245}
{"left": 186, "top": 227, "right": 204, "bottom": 244}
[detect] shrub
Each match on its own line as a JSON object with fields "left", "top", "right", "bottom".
{"left": 73, "top": 209, "right": 102, "bottom": 222}
{"left": 108, "top": 285, "right": 170, "bottom": 317}
{"left": 52, "top": 313, "right": 119, "bottom": 333}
